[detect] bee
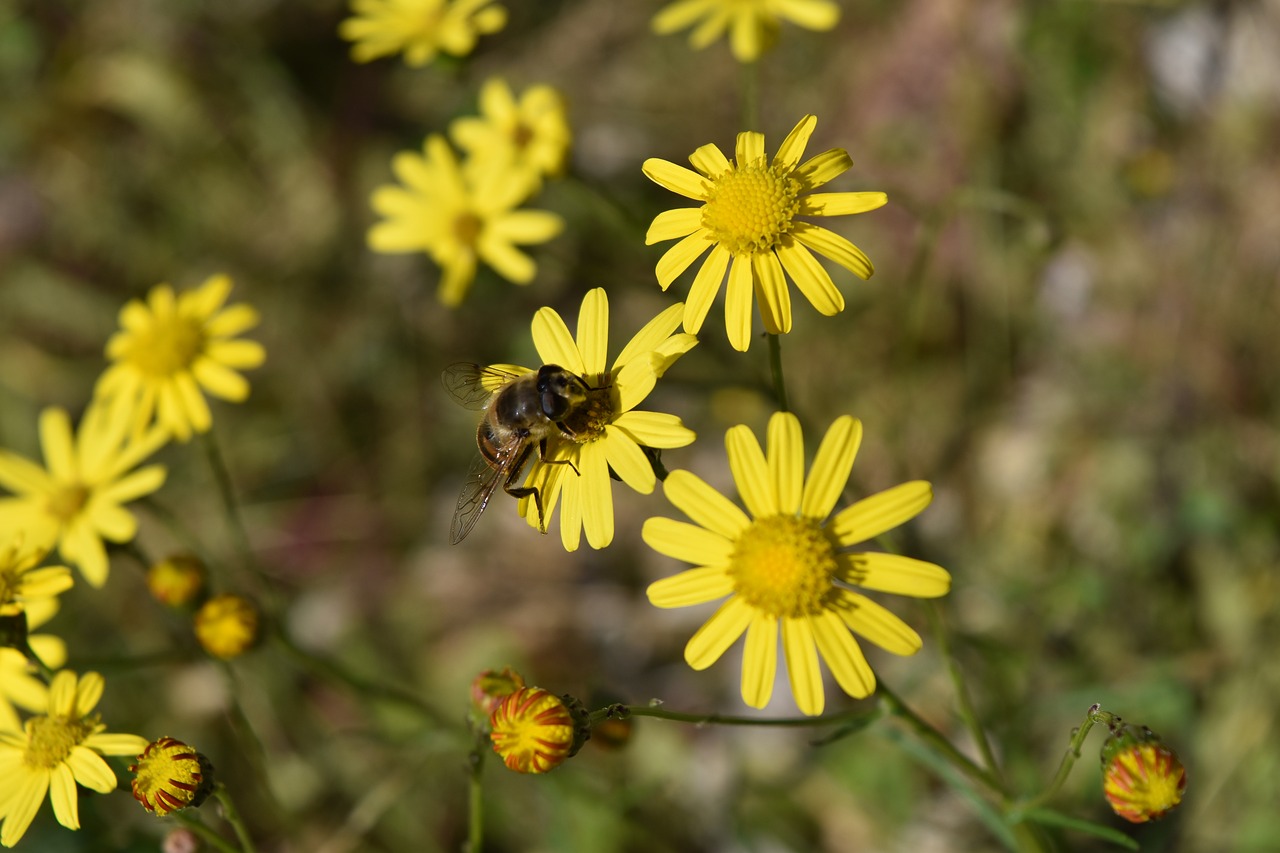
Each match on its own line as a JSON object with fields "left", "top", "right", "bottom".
{"left": 442, "top": 362, "right": 596, "bottom": 544}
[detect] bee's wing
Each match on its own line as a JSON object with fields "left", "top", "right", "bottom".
{"left": 450, "top": 439, "right": 524, "bottom": 544}
{"left": 441, "top": 362, "right": 528, "bottom": 410}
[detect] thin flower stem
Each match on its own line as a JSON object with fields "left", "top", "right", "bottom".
{"left": 200, "top": 429, "right": 282, "bottom": 613}
{"left": 1017, "top": 704, "right": 1117, "bottom": 814}
{"left": 875, "top": 681, "right": 1004, "bottom": 796}
{"left": 927, "top": 602, "right": 1005, "bottom": 785}
{"left": 466, "top": 737, "right": 487, "bottom": 853}
{"left": 741, "top": 60, "right": 760, "bottom": 131}
{"left": 172, "top": 810, "right": 243, "bottom": 853}
{"left": 767, "top": 333, "right": 790, "bottom": 412}
{"left": 213, "top": 782, "right": 258, "bottom": 853}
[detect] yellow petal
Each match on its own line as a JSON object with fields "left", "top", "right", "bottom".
{"left": 725, "top": 423, "right": 774, "bottom": 517}
{"left": 576, "top": 288, "right": 609, "bottom": 377}
{"left": 812, "top": 609, "right": 875, "bottom": 699}
{"left": 801, "top": 416, "right": 861, "bottom": 519}
{"left": 752, "top": 251, "right": 791, "bottom": 334}
{"left": 776, "top": 238, "right": 844, "bottom": 315}
{"left": 773, "top": 115, "right": 816, "bottom": 171}
{"left": 735, "top": 130, "right": 765, "bottom": 167}
{"left": 579, "top": 442, "right": 614, "bottom": 549}
{"left": 602, "top": 426, "right": 655, "bottom": 494}
{"left": 661, "top": 469, "right": 750, "bottom": 539}
{"left": 782, "top": 617, "right": 824, "bottom": 715}
{"left": 647, "top": 207, "right": 704, "bottom": 242}
{"left": 767, "top": 412, "right": 804, "bottom": 515}
{"left": 613, "top": 302, "right": 684, "bottom": 370}
{"left": 50, "top": 761, "right": 80, "bottom": 829}
{"left": 829, "top": 481, "right": 932, "bottom": 546}
{"left": 614, "top": 353, "right": 660, "bottom": 412}
{"left": 642, "top": 516, "right": 734, "bottom": 567}
{"left": 192, "top": 359, "right": 250, "bottom": 402}
{"left": 829, "top": 589, "right": 922, "bottom": 656}
{"left": 39, "top": 408, "right": 75, "bottom": 481}
{"left": 792, "top": 222, "right": 874, "bottom": 279}
{"left": 798, "top": 191, "right": 888, "bottom": 217}
{"left": 689, "top": 142, "right": 731, "bottom": 178}
{"left": 642, "top": 158, "right": 709, "bottom": 201}
{"left": 741, "top": 616, "right": 778, "bottom": 708}
{"left": 836, "top": 553, "right": 951, "bottom": 598}
{"left": 683, "top": 243, "right": 730, "bottom": 333}
{"left": 611, "top": 411, "right": 696, "bottom": 449}
{"left": 723, "top": 254, "right": 754, "bottom": 352}
{"left": 647, "top": 566, "right": 734, "bottom": 608}
{"left": 656, "top": 230, "right": 714, "bottom": 288}
{"left": 65, "top": 745, "right": 117, "bottom": 793}
{"left": 685, "top": 596, "right": 753, "bottom": 670}
{"left": 531, "top": 306, "right": 586, "bottom": 375}
{"left": 795, "top": 148, "right": 853, "bottom": 190}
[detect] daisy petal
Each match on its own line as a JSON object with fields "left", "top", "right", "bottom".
{"left": 735, "top": 130, "right": 765, "bottom": 166}
{"left": 642, "top": 158, "right": 709, "bottom": 201}
{"left": 689, "top": 143, "right": 732, "bottom": 178}
{"left": 812, "top": 609, "right": 875, "bottom": 698}
{"left": 602, "top": 426, "right": 655, "bottom": 493}
{"left": 684, "top": 243, "right": 730, "bottom": 334}
{"left": 576, "top": 288, "right": 609, "bottom": 376}
{"left": 613, "top": 302, "right": 684, "bottom": 370}
{"left": 65, "top": 745, "right": 118, "bottom": 793}
{"left": 752, "top": 251, "right": 791, "bottom": 334}
{"left": 531, "top": 307, "right": 586, "bottom": 375}
{"left": 726, "top": 423, "right": 775, "bottom": 517}
{"left": 0, "top": 769, "right": 49, "bottom": 848}
{"left": 801, "top": 416, "right": 862, "bottom": 519}
{"left": 685, "top": 596, "right": 753, "bottom": 670}
{"left": 656, "top": 230, "right": 715, "bottom": 288}
{"left": 661, "top": 469, "right": 751, "bottom": 538}
{"left": 741, "top": 616, "right": 778, "bottom": 708}
{"left": 767, "top": 412, "right": 804, "bottom": 515}
{"left": 614, "top": 353, "right": 660, "bottom": 412}
{"left": 837, "top": 552, "right": 951, "bottom": 598}
{"left": 798, "top": 191, "right": 889, "bottom": 217}
{"left": 74, "top": 672, "right": 103, "bottom": 716}
{"left": 782, "top": 617, "right": 824, "bottom": 715}
{"left": 724, "top": 254, "right": 754, "bottom": 352}
{"left": 611, "top": 411, "right": 696, "bottom": 449}
{"left": 642, "top": 516, "right": 734, "bottom": 567}
{"left": 50, "top": 762, "right": 80, "bottom": 829}
{"left": 830, "top": 589, "right": 922, "bottom": 656}
{"left": 829, "top": 481, "right": 932, "bottom": 546}
{"left": 793, "top": 222, "right": 875, "bottom": 279}
{"left": 647, "top": 566, "right": 734, "bottom": 608}
{"left": 579, "top": 442, "right": 614, "bottom": 549}
{"left": 0, "top": 451, "right": 55, "bottom": 494}
{"left": 192, "top": 359, "right": 250, "bottom": 402}
{"left": 39, "top": 408, "right": 75, "bottom": 480}
{"left": 647, "top": 208, "right": 704, "bottom": 242}
{"left": 773, "top": 115, "right": 816, "bottom": 171}
{"left": 204, "top": 339, "right": 266, "bottom": 369}
{"left": 777, "top": 238, "right": 844, "bottom": 315}
{"left": 795, "top": 148, "right": 853, "bottom": 190}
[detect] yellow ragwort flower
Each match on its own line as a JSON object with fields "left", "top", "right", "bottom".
{"left": 451, "top": 77, "right": 571, "bottom": 193}
{"left": 96, "top": 274, "right": 266, "bottom": 443}
{"left": 145, "top": 554, "right": 207, "bottom": 608}
{"left": 0, "top": 404, "right": 166, "bottom": 588}
{"left": 489, "top": 687, "right": 575, "bottom": 774}
{"left": 131, "top": 737, "right": 214, "bottom": 816}
{"left": 512, "top": 288, "right": 697, "bottom": 550}
{"left": 193, "top": 594, "right": 259, "bottom": 660}
{"left": 645, "top": 412, "right": 950, "bottom": 715}
{"left": 644, "top": 114, "right": 886, "bottom": 351}
{"left": 339, "top": 0, "right": 507, "bottom": 67}
{"left": 0, "top": 537, "right": 72, "bottom": 617}
{"left": 653, "top": 0, "right": 840, "bottom": 63}
{"left": 1102, "top": 725, "right": 1187, "bottom": 823}
{"left": 368, "top": 135, "right": 564, "bottom": 306}
{"left": 0, "top": 671, "right": 149, "bottom": 848}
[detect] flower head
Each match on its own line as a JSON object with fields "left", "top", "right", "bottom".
{"left": 0, "top": 537, "right": 72, "bottom": 617}
{"left": 508, "top": 288, "right": 697, "bottom": 550}
{"left": 1102, "top": 723, "right": 1187, "bottom": 823}
{"left": 193, "top": 594, "right": 260, "bottom": 660}
{"left": 339, "top": 0, "right": 507, "bottom": 67}
{"left": 653, "top": 0, "right": 840, "bottom": 62}
{"left": 95, "top": 274, "right": 266, "bottom": 443}
{"left": 368, "top": 135, "right": 564, "bottom": 306}
{"left": 644, "top": 114, "right": 886, "bottom": 351}
{"left": 131, "top": 737, "right": 214, "bottom": 816}
{"left": 0, "top": 404, "right": 167, "bottom": 588}
{"left": 0, "top": 670, "right": 149, "bottom": 847}
{"left": 146, "top": 554, "right": 207, "bottom": 607}
{"left": 451, "top": 78, "right": 571, "bottom": 194}
{"left": 470, "top": 667, "right": 526, "bottom": 719}
{"left": 644, "top": 412, "right": 950, "bottom": 715}
{"left": 489, "top": 687, "right": 579, "bottom": 774}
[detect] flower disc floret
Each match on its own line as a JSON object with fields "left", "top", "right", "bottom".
{"left": 702, "top": 162, "right": 801, "bottom": 255}
{"left": 731, "top": 515, "right": 837, "bottom": 618}
{"left": 1101, "top": 725, "right": 1187, "bottom": 823}
{"left": 489, "top": 687, "right": 575, "bottom": 774}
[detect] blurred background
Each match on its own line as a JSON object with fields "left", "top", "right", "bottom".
{"left": 2, "top": 0, "right": 1278, "bottom": 850}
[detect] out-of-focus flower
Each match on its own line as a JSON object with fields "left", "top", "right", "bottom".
{"left": 451, "top": 78, "right": 571, "bottom": 193}
{"left": 193, "top": 594, "right": 259, "bottom": 660}
{"left": 645, "top": 412, "right": 950, "bottom": 715}
{"left": 489, "top": 687, "right": 578, "bottom": 774}
{"left": 368, "top": 135, "right": 563, "bottom": 306}
{"left": 643, "top": 114, "right": 886, "bottom": 351}
{"left": 1102, "top": 723, "right": 1187, "bottom": 823}
{"left": 131, "top": 736, "right": 214, "bottom": 816}
{"left": 0, "top": 537, "right": 72, "bottom": 617}
{"left": 0, "top": 404, "right": 166, "bottom": 588}
{"left": 509, "top": 288, "right": 697, "bottom": 550}
{"left": 96, "top": 274, "right": 266, "bottom": 443}
{"left": 339, "top": 0, "right": 507, "bottom": 67}
{"left": 653, "top": 0, "right": 840, "bottom": 63}
{"left": 146, "top": 555, "right": 207, "bottom": 607}
{"left": 470, "top": 667, "right": 525, "bottom": 719}
{"left": 0, "top": 671, "right": 149, "bottom": 847}
{"left": 0, "top": 650, "right": 46, "bottom": 734}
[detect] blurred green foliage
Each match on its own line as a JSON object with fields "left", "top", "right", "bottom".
{"left": 2, "top": 0, "right": 1279, "bottom": 850}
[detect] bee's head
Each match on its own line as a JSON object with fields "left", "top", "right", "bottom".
{"left": 536, "top": 364, "right": 588, "bottom": 419}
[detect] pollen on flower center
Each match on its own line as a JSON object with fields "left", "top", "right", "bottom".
{"left": 559, "top": 378, "right": 617, "bottom": 442}
{"left": 729, "top": 515, "right": 837, "bottom": 618}
{"left": 25, "top": 714, "right": 96, "bottom": 769}
{"left": 454, "top": 211, "right": 483, "bottom": 246}
{"left": 701, "top": 161, "right": 801, "bottom": 256}
{"left": 46, "top": 483, "right": 90, "bottom": 523}
{"left": 130, "top": 318, "right": 204, "bottom": 377}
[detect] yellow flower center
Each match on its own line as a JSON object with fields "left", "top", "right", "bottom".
{"left": 128, "top": 316, "right": 205, "bottom": 377}
{"left": 729, "top": 515, "right": 837, "bottom": 618}
{"left": 701, "top": 160, "right": 801, "bottom": 255}
{"left": 24, "top": 713, "right": 97, "bottom": 769}
{"left": 512, "top": 121, "right": 535, "bottom": 151}
{"left": 45, "top": 483, "right": 89, "bottom": 523}
{"left": 131, "top": 737, "right": 208, "bottom": 815}
{"left": 454, "top": 211, "right": 483, "bottom": 247}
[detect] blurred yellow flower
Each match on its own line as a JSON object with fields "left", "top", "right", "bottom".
{"left": 513, "top": 288, "right": 697, "bottom": 550}
{"left": 368, "top": 135, "right": 564, "bottom": 306}
{"left": 96, "top": 274, "right": 266, "bottom": 443}
{"left": 0, "top": 670, "right": 149, "bottom": 848}
{"left": 0, "top": 538, "right": 72, "bottom": 617}
{"left": 451, "top": 78, "right": 571, "bottom": 193}
{"left": 0, "top": 651, "right": 46, "bottom": 734}
{"left": 18, "top": 598, "right": 68, "bottom": 673}
{"left": 0, "top": 404, "right": 166, "bottom": 588}
{"left": 339, "top": 0, "right": 507, "bottom": 66}
{"left": 643, "top": 114, "right": 886, "bottom": 351}
{"left": 645, "top": 412, "right": 950, "bottom": 715}
{"left": 193, "top": 594, "right": 259, "bottom": 660}
{"left": 653, "top": 0, "right": 839, "bottom": 63}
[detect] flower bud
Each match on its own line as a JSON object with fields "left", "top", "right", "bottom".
{"left": 131, "top": 737, "right": 216, "bottom": 815}
{"left": 470, "top": 667, "right": 526, "bottom": 719}
{"left": 147, "top": 555, "right": 206, "bottom": 607}
{"left": 490, "top": 687, "right": 581, "bottom": 774}
{"left": 1101, "top": 723, "right": 1187, "bottom": 823}
{"left": 194, "top": 594, "right": 260, "bottom": 659}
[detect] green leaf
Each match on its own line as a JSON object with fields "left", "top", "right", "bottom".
{"left": 1016, "top": 807, "right": 1140, "bottom": 850}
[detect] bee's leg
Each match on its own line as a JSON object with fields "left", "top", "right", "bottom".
{"left": 541, "top": 435, "right": 581, "bottom": 476}
{"left": 500, "top": 444, "right": 548, "bottom": 532}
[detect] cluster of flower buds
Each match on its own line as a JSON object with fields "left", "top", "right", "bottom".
{"left": 146, "top": 554, "right": 261, "bottom": 660}
{"left": 470, "top": 668, "right": 601, "bottom": 774}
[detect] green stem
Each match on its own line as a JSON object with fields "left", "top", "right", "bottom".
{"left": 928, "top": 602, "right": 1004, "bottom": 784}
{"left": 875, "top": 681, "right": 1004, "bottom": 796}
{"left": 766, "top": 333, "right": 790, "bottom": 412}
{"left": 741, "top": 60, "right": 760, "bottom": 131}
{"left": 466, "top": 739, "right": 486, "bottom": 852}
{"left": 213, "top": 782, "right": 257, "bottom": 853}
{"left": 1017, "top": 704, "right": 1116, "bottom": 814}
{"left": 200, "top": 429, "right": 281, "bottom": 612}
{"left": 172, "top": 810, "right": 242, "bottom": 853}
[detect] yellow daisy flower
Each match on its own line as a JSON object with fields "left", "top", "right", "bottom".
{"left": 368, "top": 135, "right": 564, "bottom": 306}
{"left": 95, "top": 274, "right": 266, "bottom": 443}
{"left": 339, "top": 0, "right": 507, "bottom": 67}
{"left": 0, "top": 403, "right": 167, "bottom": 588}
{"left": 643, "top": 114, "right": 887, "bottom": 351}
{"left": 645, "top": 412, "right": 950, "bottom": 715}
{"left": 0, "top": 670, "right": 149, "bottom": 848}
{"left": 511, "top": 288, "right": 697, "bottom": 551}
{"left": 0, "top": 538, "right": 73, "bottom": 617}
{"left": 653, "top": 0, "right": 840, "bottom": 63}
{"left": 450, "top": 77, "right": 571, "bottom": 193}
